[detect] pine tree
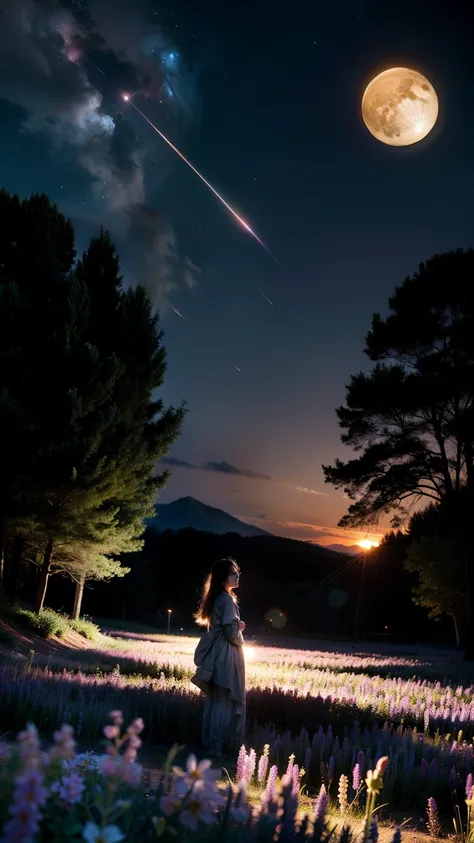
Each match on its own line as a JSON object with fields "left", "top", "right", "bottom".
{"left": 0, "top": 192, "right": 184, "bottom": 614}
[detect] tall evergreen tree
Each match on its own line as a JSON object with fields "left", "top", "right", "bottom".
{"left": 323, "top": 249, "right": 474, "bottom": 657}
{"left": 0, "top": 191, "right": 184, "bottom": 614}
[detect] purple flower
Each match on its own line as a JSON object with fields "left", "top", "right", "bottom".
{"left": 328, "top": 755, "right": 335, "bottom": 783}
{"left": 314, "top": 784, "right": 328, "bottom": 823}
{"left": 263, "top": 765, "right": 278, "bottom": 803}
{"left": 83, "top": 822, "right": 124, "bottom": 843}
{"left": 426, "top": 797, "right": 441, "bottom": 837}
{"left": 2, "top": 769, "right": 48, "bottom": 843}
{"left": 352, "top": 763, "right": 361, "bottom": 792}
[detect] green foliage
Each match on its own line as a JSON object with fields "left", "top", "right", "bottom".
{"left": 323, "top": 249, "right": 474, "bottom": 654}
{"left": 0, "top": 190, "right": 184, "bottom": 616}
{"left": 404, "top": 504, "right": 466, "bottom": 647}
{"left": 2, "top": 606, "right": 69, "bottom": 638}
{"left": 68, "top": 617, "right": 102, "bottom": 641}
{"left": 323, "top": 249, "right": 474, "bottom": 528}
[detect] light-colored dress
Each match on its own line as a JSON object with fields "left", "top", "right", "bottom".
{"left": 198, "top": 592, "right": 246, "bottom": 757}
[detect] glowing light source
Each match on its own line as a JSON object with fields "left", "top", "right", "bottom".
{"left": 244, "top": 646, "right": 255, "bottom": 660}
{"left": 358, "top": 539, "right": 380, "bottom": 550}
{"left": 362, "top": 67, "right": 438, "bottom": 147}
{"left": 121, "top": 95, "right": 278, "bottom": 263}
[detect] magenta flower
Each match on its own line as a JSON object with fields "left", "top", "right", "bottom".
{"left": 257, "top": 746, "right": 269, "bottom": 784}
{"left": 466, "top": 773, "right": 473, "bottom": 799}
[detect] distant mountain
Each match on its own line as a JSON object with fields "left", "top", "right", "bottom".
{"left": 326, "top": 543, "right": 362, "bottom": 556}
{"left": 148, "top": 497, "right": 271, "bottom": 538}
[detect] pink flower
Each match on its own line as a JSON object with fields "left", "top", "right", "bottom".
{"left": 173, "top": 755, "right": 220, "bottom": 796}
{"left": 103, "top": 725, "right": 120, "bottom": 740}
{"left": 128, "top": 718, "right": 144, "bottom": 736}
{"left": 109, "top": 711, "right": 124, "bottom": 726}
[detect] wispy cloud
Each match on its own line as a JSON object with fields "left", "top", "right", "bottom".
{"left": 241, "top": 514, "right": 384, "bottom": 547}
{"left": 295, "top": 486, "right": 328, "bottom": 496}
{"left": 161, "top": 456, "right": 270, "bottom": 480}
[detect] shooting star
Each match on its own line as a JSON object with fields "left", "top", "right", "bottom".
{"left": 259, "top": 290, "right": 275, "bottom": 307}
{"left": 170, "top": 305, "right": 185, "bottom": 319}
{"left": 121, "top": 94, "right": 278, "bottom": 264}
{"left": 235, "top": 366, "right": 241, "bottom": 372}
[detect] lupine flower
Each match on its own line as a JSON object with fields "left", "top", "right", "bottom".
{"left": 286, "top": 753, "right": 295, "bottom": 779}
{"left": 236, "top": 745, "right": 247, "bottom": 783}
{"left": 304, "top": 747, "right": 312, "bottom": 774}
{"left": 357, "top": 750, "right": 365, "bottom": 777}
{"left": 291, "top": 764, "right": 300, "bottom": 798}
{"left": 328, "top": 755, "right": 335, "bottom": 784}
{"left": 82, "top": 822, "right": 124, "bottom": 843}
{"left": 366, "top": 757, "right": 388, "bottom": 795}
{"left": 352, "top": 763, "right": 361, "bottom": 792}
{"left": 257, "top": 745, "right": 270, "bottom": 784}
{"left": 338, "top": 774, "right": 348, "bottom": 812}
{"left": 17, "top": 724, "right": 41, "bottom": 771}
{"left": 51, "top": 724, "right": 76, "bottom": 761}
{"left": 262, "top": 765, "right": 279, "bottom": 804}
{"left": 450, "top": 767, "right": 457, "bottom": 786}
{"left": 315, "top": 784, "right": 328, "bottom": 823}
{"left": 230, "top": 781, "right": 251, "bottom": 824}
{"left": 426, "top": 797, "right": 441, "bottom": 837}
{"left": 244, "top": 749, "right": 256, "bottom": 783}
{"left": 466, "top": 773, "right": 473, "bottom": 799}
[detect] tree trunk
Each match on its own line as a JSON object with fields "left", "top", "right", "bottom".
{"left": 9, "top": 535, "right": 23, "bottom": 604}
{"left": 451, "top": 614, "right": 462, "bottom": 650}
{"left": 35, "top": 538, "right": 53, "bottom": 614}
{"left": 72, "top": 574, "right": 85, "bottom": 620}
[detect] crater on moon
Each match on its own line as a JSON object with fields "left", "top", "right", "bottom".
{"left": 362, "top": 67, "right": 439, "bottom": 147}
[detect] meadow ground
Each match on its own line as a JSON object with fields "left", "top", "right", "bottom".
{"left": 0, "top": 615, "right": 471, "bottom": 840}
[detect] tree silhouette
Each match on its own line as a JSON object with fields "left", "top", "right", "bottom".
{"left": 0, "top": 190, "right": 184, "bottom": 614}
{"left": 323, "top": 249, "right": 474, "bottom": 656}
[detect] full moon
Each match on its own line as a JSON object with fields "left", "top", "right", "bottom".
{"left": 361, "top": 67, "right": 438, "bottom": 146}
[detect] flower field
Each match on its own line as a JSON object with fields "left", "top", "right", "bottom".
{"left": 1, "top": 628, "right": 473, "bottom": 821}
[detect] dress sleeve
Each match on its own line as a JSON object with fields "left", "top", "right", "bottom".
{"left": 220, "top": 595, "right": 244, "bottom": 646}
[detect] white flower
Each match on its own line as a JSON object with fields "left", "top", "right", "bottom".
{"left": 82, "top": 822, "right": 124, "bottom": 843}
{"left": 173, "top": 755, "right": 220, "bottom": 796}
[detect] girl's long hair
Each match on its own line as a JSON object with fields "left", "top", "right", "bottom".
{"left": 194, "top": 558, "right": 240, "bottom": 627}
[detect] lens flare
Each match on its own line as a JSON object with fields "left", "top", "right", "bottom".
{"left": 123, "top": 96, "right": 278, "bottom": 262}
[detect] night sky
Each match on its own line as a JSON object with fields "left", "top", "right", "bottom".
{"left": 1, "top": 0, "right": 473, "bottom": 546}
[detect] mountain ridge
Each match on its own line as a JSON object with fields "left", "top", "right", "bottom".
{"left": 148, "top": 496, "right": 271, "bottom": 538}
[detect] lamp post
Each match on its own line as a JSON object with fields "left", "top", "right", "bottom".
{"left": 353, "top": 540, "right": 379, "bottom": 640}
{"left": 167, "top": 609, "right": 172, "bottom": 635}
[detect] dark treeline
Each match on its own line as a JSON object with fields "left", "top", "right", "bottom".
{"left": 40, "top": 527, "right": 447, "bottom": 644}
